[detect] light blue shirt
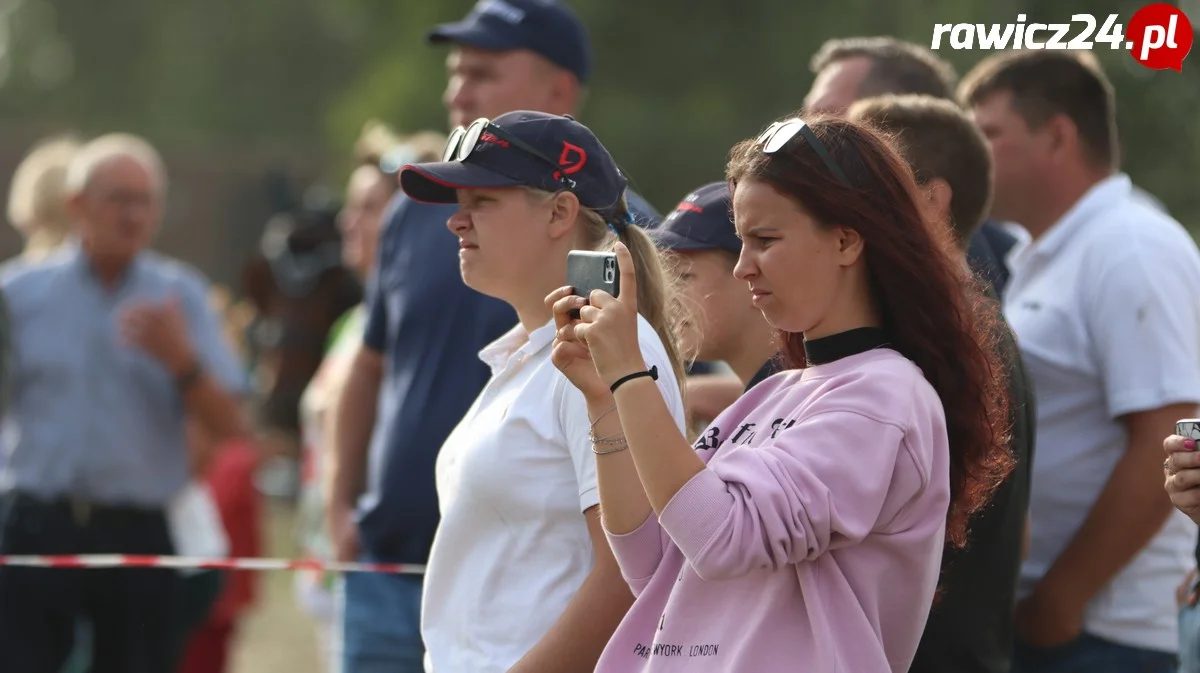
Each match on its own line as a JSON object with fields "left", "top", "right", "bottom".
{"left": 0, "top": 241, "right": 248, "bottom": 507}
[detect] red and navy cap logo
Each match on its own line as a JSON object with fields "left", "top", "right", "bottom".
{"left": 674, "top": 193, "right": 705, "bottom": 215}
{"left": 554, "top": 141, "right": 587, "bottom": 181}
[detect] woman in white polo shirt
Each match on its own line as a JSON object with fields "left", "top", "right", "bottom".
{"left": 396, "top": 110, "right": 689, "bottom": 673}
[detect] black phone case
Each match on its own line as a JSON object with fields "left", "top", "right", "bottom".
{"left": 566, "top": 251, "right": 620, "bottom": 318}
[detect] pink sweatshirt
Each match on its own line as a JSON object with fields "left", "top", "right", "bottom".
{"left": 598, "top": 349, "right": 951, "bottom": 673}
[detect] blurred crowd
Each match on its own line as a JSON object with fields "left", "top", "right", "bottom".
{"left": 1, "top": 1, "right": 1199, "bottom": 673}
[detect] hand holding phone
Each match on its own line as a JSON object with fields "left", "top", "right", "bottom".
{"left": 1166, "top": 419, "right": 1200, "bottom": 526}
{"left": 566, "top": 251, "right": 620, "bottom": 319}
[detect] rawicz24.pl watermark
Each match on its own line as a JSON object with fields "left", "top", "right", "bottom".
{"left": 931, "top": 3, "right": 1194, "bottom": 71}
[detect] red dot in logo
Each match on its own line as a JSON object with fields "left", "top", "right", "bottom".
{"left": 1126, "top": 3, "right": 1193, "bottom": 72}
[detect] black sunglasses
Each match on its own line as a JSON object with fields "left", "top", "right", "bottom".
{"left": 442, "top": 117, "right": 577, "bottom": 190}
{"left": 756, "top": 118, "right": 850, "bottom": 186}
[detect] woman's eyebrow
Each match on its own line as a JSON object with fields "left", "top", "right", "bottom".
{"left": 742, "top": 226, "right": 780, "bottom": 237}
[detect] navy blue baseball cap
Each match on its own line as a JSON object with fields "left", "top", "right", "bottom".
{"left": 398, "top": 110, "right": 630, "bottom": 223}
{"left": 653, "top": 182, "right": 741, "bottom": 255}
{"left": 427, "top": 0, "right": 592, "bottom": 84}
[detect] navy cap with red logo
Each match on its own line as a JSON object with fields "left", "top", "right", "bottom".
{"left": 427, "top": 0, "right": 592, "bottom": 84}
{"left": 652, "top": 182, "right": 740, "bottom": 255}
{"left": 398, "top": 110, "right": 631, "bottom": 223}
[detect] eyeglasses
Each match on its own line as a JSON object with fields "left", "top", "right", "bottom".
{"left": 442, "top": 117, "right": 577, "bottom": 190}
{"left": 756, "top": 118, "right": 850, "bottom": 186}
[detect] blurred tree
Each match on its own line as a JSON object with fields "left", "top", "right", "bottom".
{"left": 0, "top": 0, "right": 1195, "bottom": 230}
{"left": 0, "top": 0, "right": 359, "bottom": 150}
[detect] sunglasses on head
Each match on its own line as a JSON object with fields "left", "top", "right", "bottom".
{"left": 442, "top": 117, "right": 577, "bottom": 190}
{"left": 756, "top": 118, "right": 850, "bottom": 186}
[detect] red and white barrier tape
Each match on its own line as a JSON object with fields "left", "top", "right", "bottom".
{"left": 0, "top": 554, "right": 425, "bottom": 575}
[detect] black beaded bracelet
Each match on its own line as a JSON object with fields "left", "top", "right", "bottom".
{"left": 610, "top": 365, "right": 658, "bottom": 394}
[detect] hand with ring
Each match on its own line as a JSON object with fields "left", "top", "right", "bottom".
{"left": 1163, "top": 434, "right": 1200, "bottom": 525}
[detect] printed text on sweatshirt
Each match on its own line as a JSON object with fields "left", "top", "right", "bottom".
{"left": 597, "top": 348, "right": 951, "bottom": 672}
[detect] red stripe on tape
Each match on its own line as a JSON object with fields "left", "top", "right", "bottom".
{"left": 0, "top": 554, "right": 425, "bottom": 575}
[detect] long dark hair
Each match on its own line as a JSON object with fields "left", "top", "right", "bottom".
{"left": 725, "top": 114, "right": 1014, "bottom": 548}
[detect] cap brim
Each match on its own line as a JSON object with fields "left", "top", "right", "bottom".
{"left": 426, "top": 22, "right": 524, "bottom": 51}
{"left": 651, "top": 228, "right": 718, "bottom": 252}
{"left": 399, "top": 162, "right": 525, "bottom": 205}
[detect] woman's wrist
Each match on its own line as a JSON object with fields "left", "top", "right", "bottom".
{"left": 585, "top": 392, "right": 617, "bottom": 416}
{"left": 604, "top": 359, "right": 650, "bottom": 391}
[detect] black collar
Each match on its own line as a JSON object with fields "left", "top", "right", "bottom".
{"left": 803, "top": 327, "right": 891, "bottom": 365}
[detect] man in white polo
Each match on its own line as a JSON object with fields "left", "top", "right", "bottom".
{"left": 962, "top": 50, "right": 1200, "bottom": 672}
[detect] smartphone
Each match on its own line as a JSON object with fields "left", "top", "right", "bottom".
{"left": 1178, "top": 419, "right": 1200, "bottom": 440}
{"left": 566, "top": 250, "right": 620, "bottom": 319}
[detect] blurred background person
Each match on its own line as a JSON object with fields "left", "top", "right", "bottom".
{"left": 960, "top": 50, "right": 1200, "bottom": 673}
{"left": 0, "top": 132, "right": 251, "bottom": 672}
{"left": 4, "top": 133, "right": 258, "bottom": 673}
{"left": 292, "top": 120, "right": 442, "bottom": 670}
{"left": 4, "top": 135, "right": 81, "bottom": 264}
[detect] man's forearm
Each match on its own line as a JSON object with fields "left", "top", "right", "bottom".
{"left": 507, "top": 563, "right": 633, "bottom": 673}
{"left": 331, "top": 352, "right": 382, "bottom": 510}
{"left": 1037, "top": 450, "right": 1174, "bottom": 607}
{"left": 182, "top": 374, "right": 248, "bottom": 442}
{"left": 185, "top": 418, "right": 215, "bottom": 477}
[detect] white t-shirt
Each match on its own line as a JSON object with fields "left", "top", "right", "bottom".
{"left": 1004, "top": 173, "right": 1200, "bottom": 652}
{"left": 421, "top": 315, "right": 687, "bottom": 673}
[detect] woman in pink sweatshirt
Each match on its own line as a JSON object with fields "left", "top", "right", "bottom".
{"left": 546, "top": 115, "right": 1015, "bottom": 672}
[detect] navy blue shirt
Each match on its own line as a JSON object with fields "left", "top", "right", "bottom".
{"left": 745, "top": 358, "right": 782, "bottom": 392}
{"left": 356, "top": 189, "right": 661, "bottom": 564}
{"left": 966, "top": 220, "right": 1017, "bottom": 299}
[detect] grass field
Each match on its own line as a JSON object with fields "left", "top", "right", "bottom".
{"left": 228, "top": 498, "right": 325, "bottom": 673}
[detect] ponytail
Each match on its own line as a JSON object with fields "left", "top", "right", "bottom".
{"left": 612, "top": 218, "right": 690, "bottom": 398}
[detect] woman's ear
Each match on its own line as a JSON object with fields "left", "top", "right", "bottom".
{"left": 834, "top": 226, "right": 866, "bottom": 266}
{"left": 546, "top": 191, "right": 580, "bottom": 241}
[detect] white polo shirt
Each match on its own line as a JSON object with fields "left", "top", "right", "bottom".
{"left": 1004, "top": 173, "right": 1200, "bottom": 652}
{"left": 420, "top": 315, "right": 686, "bottom": 673}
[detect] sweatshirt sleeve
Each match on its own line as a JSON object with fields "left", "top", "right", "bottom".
{"left": 604, "top": 513, "right": 667, "bottom": 597}
{"left": 657, "top": 409, "right": 920, "bottom": 581}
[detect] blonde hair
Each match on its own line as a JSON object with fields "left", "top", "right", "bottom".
{"left": 530, "top": 188, "right": 692, "bottom": 399}
{"left": 354, "top": 120, "right": 446, "bottom": 171}
{"left": 64, "top": 133, "right": 167, "bottom": 197}
{"left": 6, "top": 135, "right": 81, "bottom": 259}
